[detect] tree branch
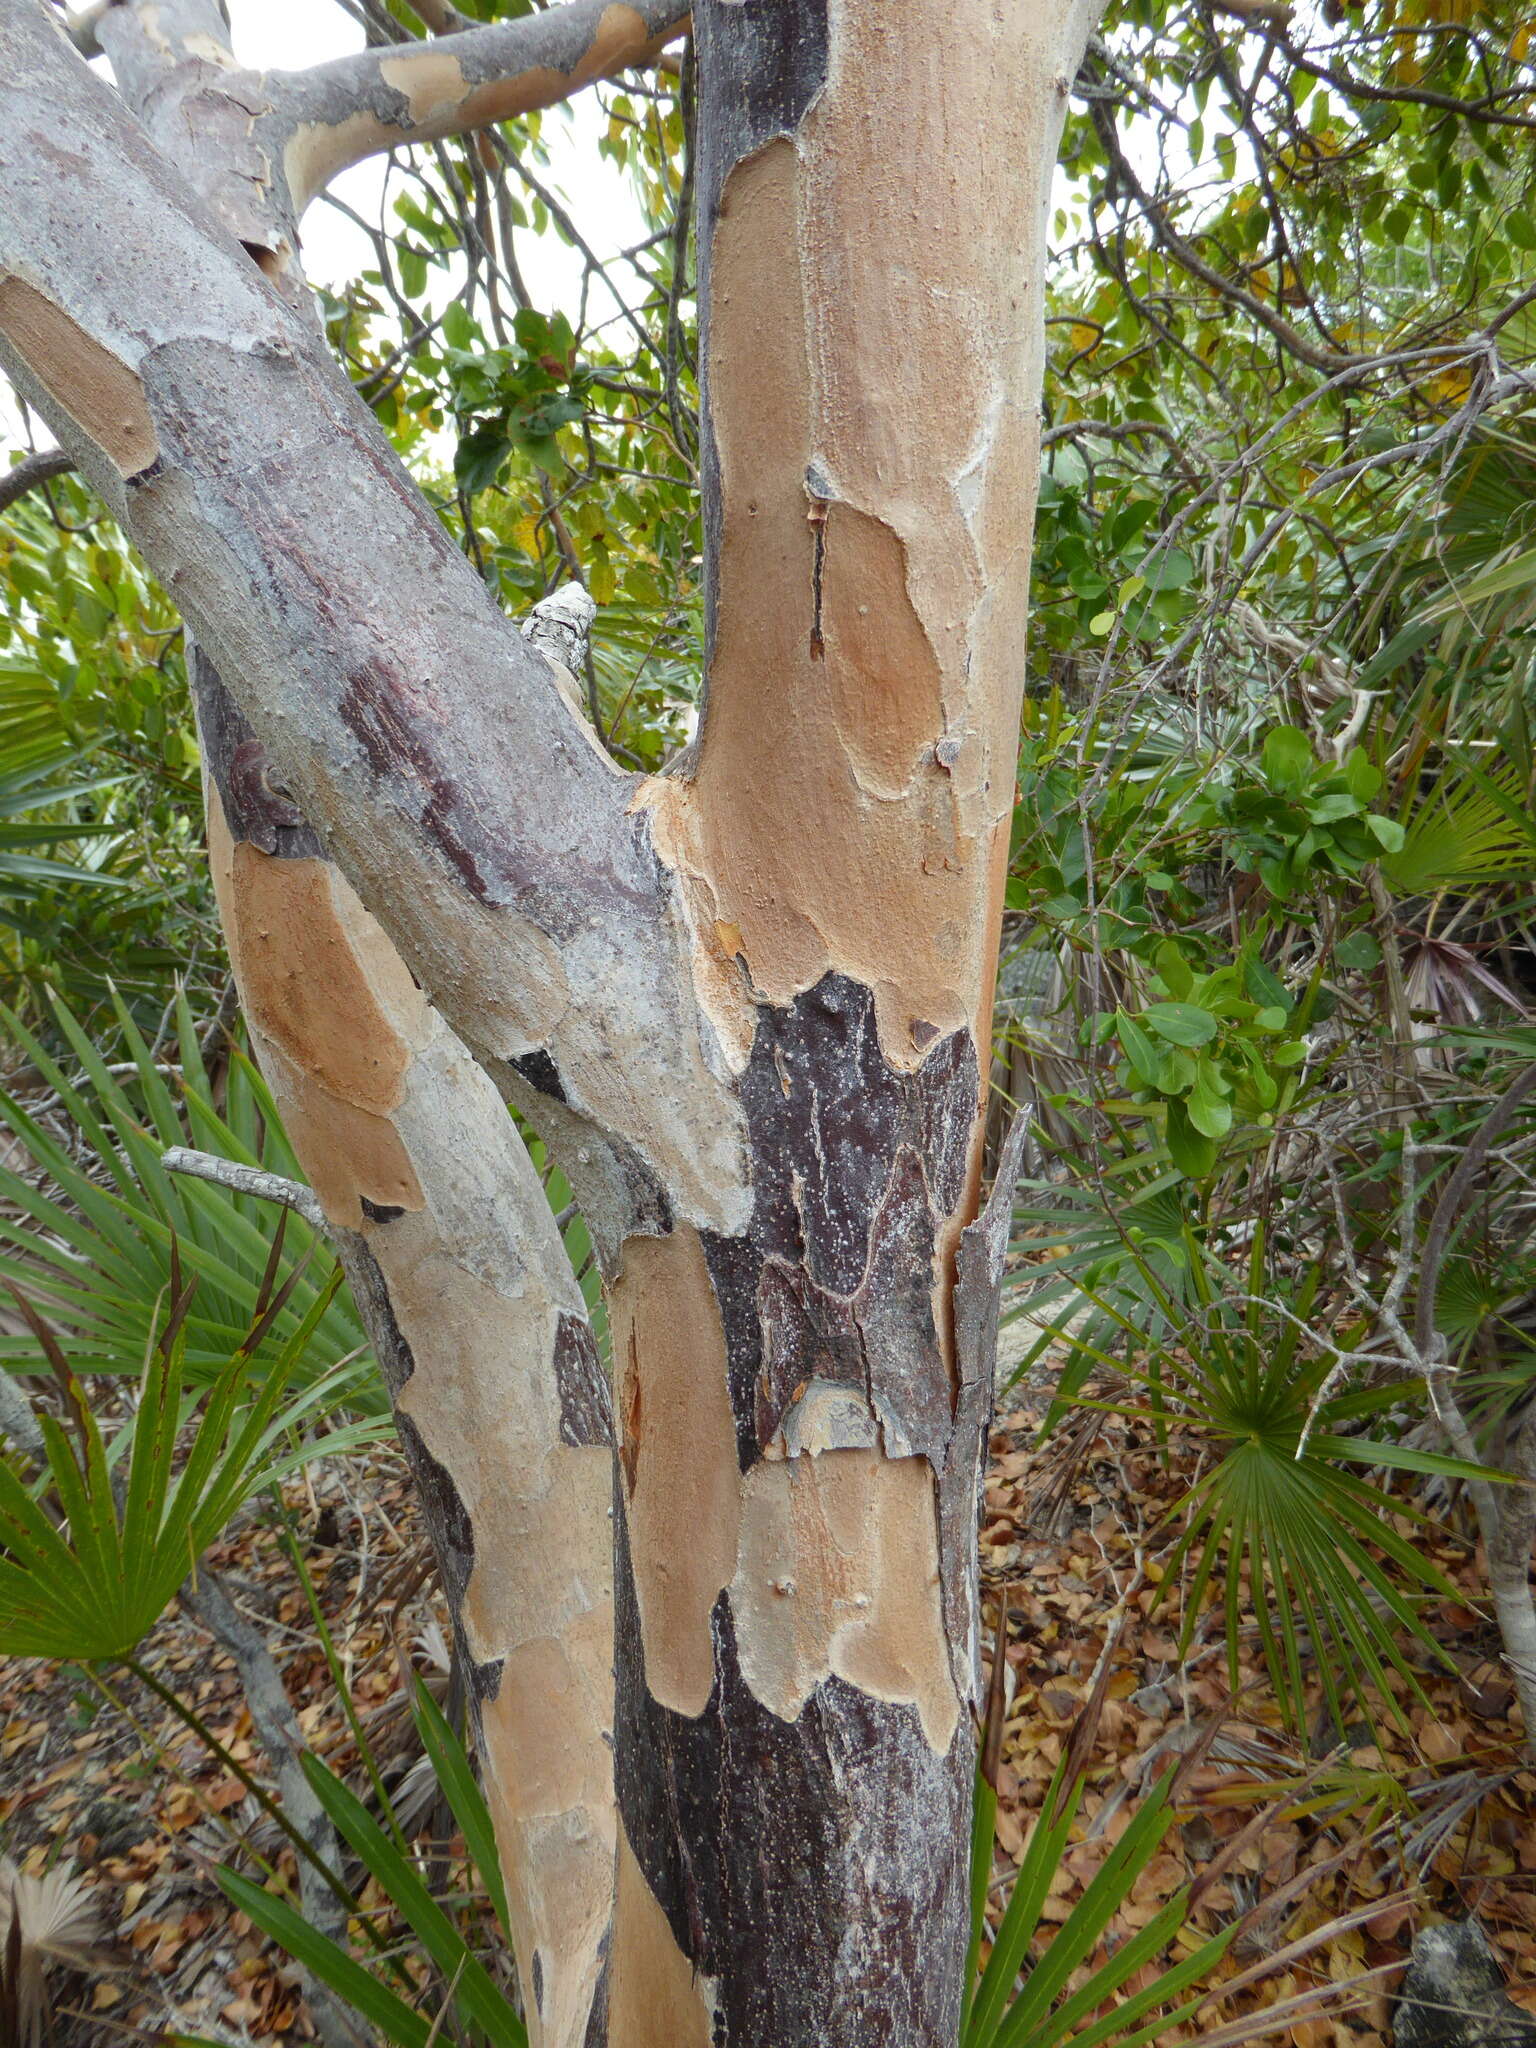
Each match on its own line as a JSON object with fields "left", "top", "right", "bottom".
{"left": 0, "top": 3, "right": 738, "bottom": 1227}
{"left": 161, "top": 1148, "right": 331, "bottom": 1239}
{"left": 275, "top": 0, "right": 688, "bottom": 210}
{"left": 1084, "top": 71, "right": 1355, "bottom": 374}
{"left": 0, "top": 445, "right": 72, "bottom": 515}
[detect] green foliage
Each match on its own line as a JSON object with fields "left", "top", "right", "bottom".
{"left": 964, "top": 1758, "right": 1235, "bottom": 2048}
{"left": 1013, "top": 1202, "right": 1491, "bottom": 1732}
{"left": 0, "top": 1278, "right": 360, "bottom": 1663}
{"left": 0, "top": 479, "right": 214, "bottom": 1035}
{"left": 216, "top": 1681, "right": 525, "bottom": 2048}
{"left": 0, "top": 750, "right": 128, "bottom": 905}
{"left": 1188, "top": 731, "right": 1404, "bottom": 898}
{"left": 0, "top": 992, "right": 370, "bottom": 1397}
{"left": 447, "top": 304, "right": 590, "bottom": 486}
{"left": 313, "top": 67, "right": 702, "bottom": 766}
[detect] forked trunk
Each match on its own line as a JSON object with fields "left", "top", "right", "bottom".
{"left": 0, "top": 0, "right": 1101, "bottom": 2038}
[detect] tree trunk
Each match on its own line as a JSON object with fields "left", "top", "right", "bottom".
{"left": 197, "top": 659, "right": 617, "bottom": 2047}
{"left": 601, "top": 11, "right": 1095, "bottom": 2034}
{"left": 0, "top": 0, "right": 1100, "bottom": 2037}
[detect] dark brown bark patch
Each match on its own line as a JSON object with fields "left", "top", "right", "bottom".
{"left": 695, "top": 0, "right": 828, "bottom": 169}
{"left": 736, "top": 973, "right": 972, "bottom": 1290}
{"left": 195, "top": 649, "right": 325, "bottom": 859}
{"left": 611, "top": 969, "right": 981, "bottom": 2036}
{"left": 510, "top": 1047, "right": 567, "bottom": 1101}
{"left": 613, "top": 1490, "right": 968, "bottom": 2046}
{"left": 693, "top": 0, "right": 828, "bottom": 668}
{"left": 749, "top": 1146, "right": 951, "bottom": 1458}
{"left": 554, "top": 1310, "right": 615, "bottom": 1449}
{"left": 703, "top": 972, "right": 976, "bottom": 1470}
{"left": 942, "top": 1113, "right": 1031, "bottom": 1701}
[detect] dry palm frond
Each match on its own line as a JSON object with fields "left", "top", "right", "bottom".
{"left": 0, "top": 1859, "right": 102, "bottom": 2048}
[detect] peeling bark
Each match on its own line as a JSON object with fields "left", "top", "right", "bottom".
{"left": 0, "top": 0, "right": 1102, "bottom": 2036}
{"left": 279, "top": 0, "right": 688, "bottom": 211}
{"left": 201, "top": 669, "right": 617, "bottom": 2048}
{"left": 601, "top": 6, "right": 1098, "bottom": 2035}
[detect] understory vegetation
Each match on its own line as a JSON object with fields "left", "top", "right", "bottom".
{"left": 2, "top": 0, "right": 1536, "bottom": 2041}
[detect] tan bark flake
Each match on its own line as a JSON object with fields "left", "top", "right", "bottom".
{"left": 729, "top": 1448, "right": 960, "bottom": 1752}
{"left": 0, "top": 276, "right": 157, "bottom": 477}
{"left": 377, "top": 50, "right": 470, "bottom": 126}
{"left": 457, "top": 7, "right": 665, "bottom": 129}
{"left": 610, "top": 1225, "right": 739, "bottom": 1715}
{"left": 820, "top": 503, "right": 947, "bottom": 799}
{"left": 645, "top": 4, "right": 1074, "bottom": 1071}
{"left": 205, "top": 793, "right": 426, "bottom": 1226}
{"left": 609, "top": 1827, "right": 715, "bottom": 2048}
{"left": 223, "top": 841, "right": 429, "bottom": 1112}
{"left": 283, "top": 112, "right": 383, "bottom": 212}
{"left": 344, "top": 1172, "right": 614, "bottom": 2048}
{"left": 641, "top": 134, "right": 981, "bottom": 1066}
{"left": 264, "top": 1049, "right": 426, "bottom": 1225}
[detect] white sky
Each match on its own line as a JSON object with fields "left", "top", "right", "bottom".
{"left": 225, "top": 0, "right": 650, "bottom": 334}
{"left": 3, "top": 1, "right": 653, "bottom": 453}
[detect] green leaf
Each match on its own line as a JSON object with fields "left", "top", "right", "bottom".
{"left": 1187, "top": 1060, "right": 1234, "bottom": 1140}
{"left": 1334, "top": 932, "right": 1382, "bottom": 971}
{"left": 1365, "top": 813, "right": 1406, "bottom": 851}
{"left": 454, "top": 424, "right": 510, "bottom": 495}
{"left": 1144, "top": 1003, "right": 1218, "bottom": 1048}
{"left": 1261, "top": 725, "right": 1316, "bottom": 794}
{"left": 1138, "top": 545, "right": 1194, "bottom": 592}
{"left": 216, "top": 1873, "right": 434, "bottom": 2048}
{"left": 300, "top": 1755, "right": 528, "bottom": 2047}
{"left": 411, "top": 1678, "right": 510, "bottom": 1939}
{"left": 1115, "top": 1011, "right": 1161, "bottom": 1087}
{"left": 1165, "top": 1099, "right": 1217, "bottom": 1178}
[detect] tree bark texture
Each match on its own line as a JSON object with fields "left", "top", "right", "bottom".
{"left": 602, "top": 10, "right": 1096, "bottom": 2037}
{"left": 198, "top": 662, "right": 617, "bottom": 2048}
{"left": 0, "top": 0, "right": 1100, "bottom": 2038}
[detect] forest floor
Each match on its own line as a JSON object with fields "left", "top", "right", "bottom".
{"left": 0, "top": 1349, "right": 1533, "bottom": 2046}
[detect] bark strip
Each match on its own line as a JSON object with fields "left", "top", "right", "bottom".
{"left": 199, "top": 662, "right": 617, "bottom": 2048}
{"left": 604, "top": 4, "right": 1100, "bottom": 2037}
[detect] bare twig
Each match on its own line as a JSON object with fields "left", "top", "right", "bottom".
{"left": 161, "top": 1149, "right": 330, "bottom": 1240}
{"left": 0, "top": 447, "right": 73, "bottom": 516}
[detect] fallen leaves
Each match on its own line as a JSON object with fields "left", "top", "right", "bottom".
{"left": 976, "top": 1382, "right": 1536, "bottom": 2043}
